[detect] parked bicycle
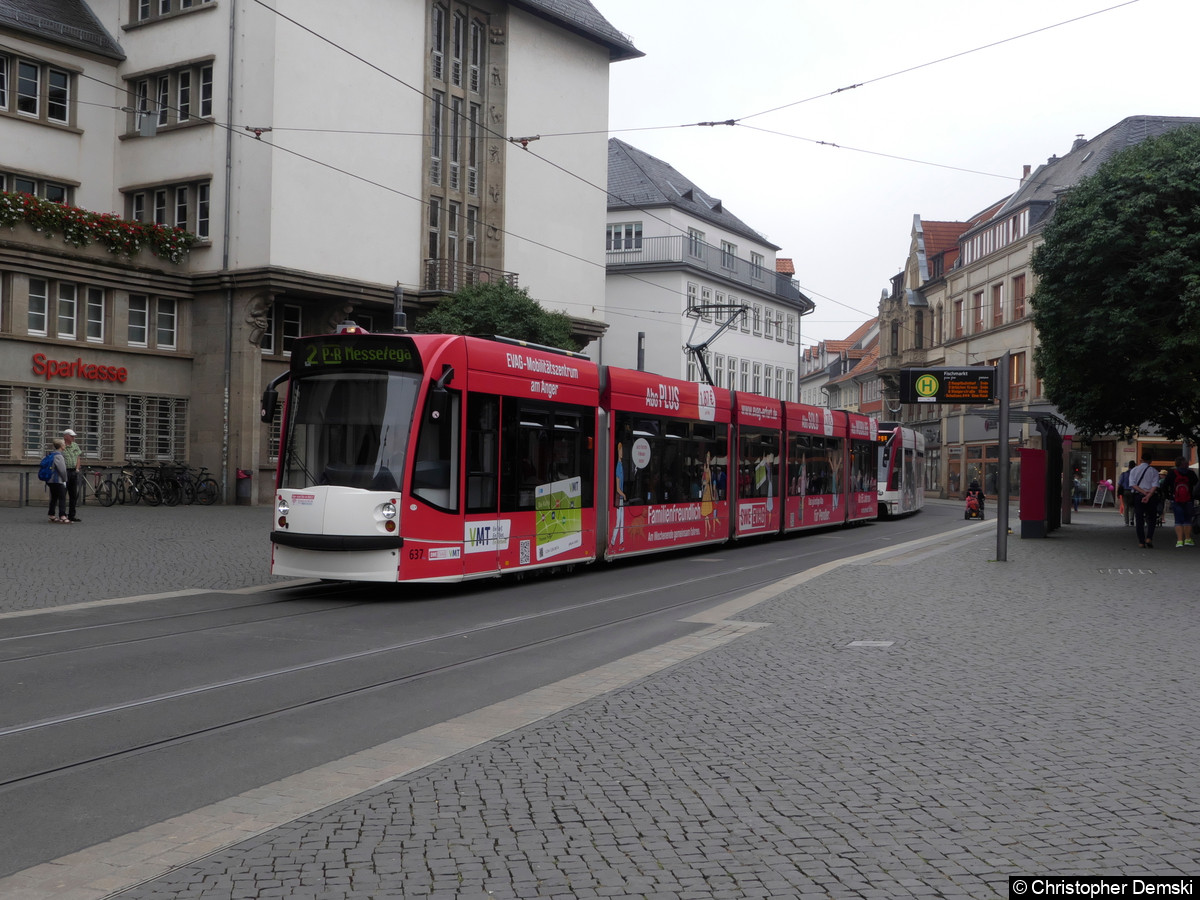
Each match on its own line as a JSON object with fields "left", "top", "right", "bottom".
{"left": 81, "top": 465, "right": 117, "bottom": 507}
{"left": 114, "top": 460, "right": 163, "bottom": 506}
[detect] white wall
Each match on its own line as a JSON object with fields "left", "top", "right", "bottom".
{"left": 504, "top": 9, "right": 610, "bottom": 327}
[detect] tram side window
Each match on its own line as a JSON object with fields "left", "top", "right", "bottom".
{"left": 850, "top": 439, "right": 876, "bottom": 492}
{"left": 788, "top": 434, "right": 840, "bottom": 496}
{"left": 739, "top": 429, "right": 779, "bottom": 499}
{"left": 614, "top": 414, "right": 727, "bottom": 506}
{"left": 466, "top": 394, "right": 499, "bottom": 513}
{"left": 500, "top": 399, "right": 593, "bottom": 512}
{"left": 412, "top": 389, "right": 460, "bottom": 511}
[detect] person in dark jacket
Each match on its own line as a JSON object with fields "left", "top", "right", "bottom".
{"left": 1164, "top": 456, "right": 1198, "bottom": 548}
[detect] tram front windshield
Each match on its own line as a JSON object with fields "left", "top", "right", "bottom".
{"left": 281, "top": 370, "right": 421, "bottom": 492}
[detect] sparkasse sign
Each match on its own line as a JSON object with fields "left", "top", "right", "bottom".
{"left": 899, "top": 367, "right": 995, "bottom": 404}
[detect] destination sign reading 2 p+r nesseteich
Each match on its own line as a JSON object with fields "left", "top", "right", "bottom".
{"left": 899, "top": 367, "right": 996, "bottom": 404}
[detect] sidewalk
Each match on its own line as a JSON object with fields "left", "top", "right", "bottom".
{"left": 0, "top": 502, "right": 287, "bottom": 615}
{"left": 3, "top": 501, "right": 1197, "bottom": 899}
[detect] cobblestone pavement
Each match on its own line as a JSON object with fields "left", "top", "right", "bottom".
{"left": 0, "top": 502, "right": 288, "bottom": 614}
{"left": 4, "top": 504, "right": 1198, "bottom": 899}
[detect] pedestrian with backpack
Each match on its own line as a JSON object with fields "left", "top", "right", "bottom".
{"left": 43, "top": 439, "right": 70, "bottom": 524}
{"left": 1165, "top": 456, "right": 1197, "bottom": 548}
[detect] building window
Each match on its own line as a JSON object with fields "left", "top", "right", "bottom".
{"left": 972, "top": 291, "right": 984, "bottom": 332}
{"left": 914, "top": 310, "right": 924, "bottom": 349}
{"left": 953, "top": 299, "right": 963, "bottom": 338}
{"left": 57, "top": 283, "right": 78, "bottom": 340}
{"left": 726, "top": 356, "right": 736, "bottom": 390}
{"left": 126, "top": 179, "right": 211, "bottom": 238}
{"left": 700, "top": 286, "right": 712, "bottom": 322}
{"left": 0, "top": 55, "right": 74, "bottom": 125}
{"left": 129, "top": 61, "right": 214, "bottom": 132}
{"left": 24, "top": 388, "right": 117, "bottom": 460}
{"left": 281, "top": 304, "right": 302, "bottom": 354}
{"left": 1012, "top": 274, "right": 1026, "bottom": 319}
{"left": 196, "top": 183, "right": 210, "bottom": 239}
{"left": 688, "top": 228, "right": 705, "bottom": 257}
{"left": 992, "top": 283, "right": 1004, "bottom": 327}
{"left": 740, "top": 359, "right": 750, "bottom": 392}
{"left": 28, "top": 278, "right": 48, "bottom": 335}
{"left": 713, "top": 354, "right": 725, "bottom": 389}
{"left": 752, "top": 304, "right": 762, "bottom": 337}
{"left": 261, "top": 303, "right": 303, "bottom": 356}
{"left": 1010, "top": 351, "right": 1027, "bottom": 401}
{"left": 750, "top": 252, "right": 764, "bottom": 279}
{"left": 431, "top": 5, "right": 446, "bottom": 81}
{"left": 786, "top": 369, "right": 795, "bottom": 402}
{"left": 430, "top": 91, "right": 444, "bottom": 185}
{"left": 156, "top": 298, "right": 177, "bottom": 349}
{"left": 606, "top": 222, "right": 642, "bottom": 251}
{"left": 129, "top": 295, "right": 149, "bottom": 346}
{"left": 686, "top": 282, "right": 698, "bottom": 314}
{"left": 126, "top": 395, "right": 187, "bottom": 461}
{"left": 0, "top": 170, "right": 73, "bottom": 204}
{"left": 87, "top": 287, "right": 106, "bottom": 342}
{"left": 786, "top": 314, "right": 796, "bottom": 346}
{"left": 720, "top": 241, "right": 737, "bottom": 270}
{"left": 132, "top": 0, "right": 213, "bottom": 23}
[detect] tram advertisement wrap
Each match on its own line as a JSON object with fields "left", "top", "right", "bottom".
{"left": 534, "top": 477, "right": 582, "bottom": 561}
{"left": 608, "top": 499, "right": 729, "bottom": 555}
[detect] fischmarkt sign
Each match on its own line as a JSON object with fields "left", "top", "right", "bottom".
{"left": 899, "top": 367, "right": 995, "bottom": 404}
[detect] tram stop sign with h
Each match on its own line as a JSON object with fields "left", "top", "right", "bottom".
{"left": 899, "top": 367, "right": 996, "bottom": 404}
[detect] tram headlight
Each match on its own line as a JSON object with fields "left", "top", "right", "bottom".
{"left": 277, "top": 497, "right": 290, "bottom": 517}
{"left": 381, "top": 502, "right": 397, "bottom": 520}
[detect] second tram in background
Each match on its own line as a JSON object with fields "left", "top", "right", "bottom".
{"left": 262, "top": 326, "right": 890, "bottom": 585}
{"left": 876, "top": 421, "right": 925, "bottom": 517}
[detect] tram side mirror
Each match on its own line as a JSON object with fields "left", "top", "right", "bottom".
{"left": 260, "top": 387, "right": 278, "bottom": 424}
{"left": 429, "top": 364, "right": 455, "bottom": 420}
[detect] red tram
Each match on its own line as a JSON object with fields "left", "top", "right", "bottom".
{"left": 262, "top": 328, "right": 880, "bottom": 583}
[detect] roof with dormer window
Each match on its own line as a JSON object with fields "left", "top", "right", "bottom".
{"left": 608, "top": 138, "right": 779, "bottom": 250}
{"left": 0, "top": 0, "right": 124, "bottom": 60}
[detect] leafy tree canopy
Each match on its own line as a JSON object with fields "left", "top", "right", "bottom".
{"left": 414, "top": 282, "right": 578, "bottom": 351}
{"left": 1031, "top": 125, "right": 1200, "bottom": 445}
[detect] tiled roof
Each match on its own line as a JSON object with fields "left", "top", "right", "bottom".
{"left": 829, "top": 343, "right": 879, "bottom": 385}
{"left": 0, "top": 0, "right": 124, "bottom": 59}
{"left": 776, "top": 258, "right": 795, "bottom": 275}
{"left": 921, "top": 221, "right": 969, "bottom": 257}
{"left": 842, "top": 317, "right": 877, "bottom": 347}
{"left": 608, "top": 138, "right": 779, "bottom": 250}
{"left": 513, "top": 0, "right": 642, "bottom": 61}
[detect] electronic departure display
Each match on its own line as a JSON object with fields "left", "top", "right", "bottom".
{"left": 899, "top": 367, "right": 995, "bottom": 404}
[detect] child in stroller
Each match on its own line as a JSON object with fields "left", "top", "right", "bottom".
{"left": 964, "top": 481, "right": 985, "bottom": 519}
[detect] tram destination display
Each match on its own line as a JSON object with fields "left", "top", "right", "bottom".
{"left": 899, "top": 367, "right": 995, "bottom": 404}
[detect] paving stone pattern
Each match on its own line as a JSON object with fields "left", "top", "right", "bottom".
{"left": 110, "top": 509, "right": 1200, "bottom": 899}
{"left": 0, "top": 503, "right": 285, "bottom": 613}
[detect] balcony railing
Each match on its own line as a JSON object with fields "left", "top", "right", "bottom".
{"left": 606, "top": 235, "right": 805, "bottom": 305}
{"left": 424, "top": 259, "right": 518, "bottom": 293}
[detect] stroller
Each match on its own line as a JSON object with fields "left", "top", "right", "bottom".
{"left": 964, "top": 482, "right": 985, "bottom": 520}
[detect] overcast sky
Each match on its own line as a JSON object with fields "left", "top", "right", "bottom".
{"left": 592, "top": 0, "right": 1198, "bottom": 349}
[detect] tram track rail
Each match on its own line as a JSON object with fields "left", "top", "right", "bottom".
{"left": 0, "top": 559, "right": 791, "bottom": 792}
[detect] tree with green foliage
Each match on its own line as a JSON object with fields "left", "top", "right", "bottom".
{"left": 1031, "top": 125, "right": 1200, "bottom": 445}
{"left": 414, "top": 282, "right": 578, "bottom": 351}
